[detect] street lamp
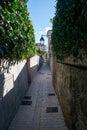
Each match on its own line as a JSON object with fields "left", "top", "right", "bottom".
{"left": 39, "top": 34, "right": 51, "bottom": 51}
{"left": 40, "top": 35, "right": 45, "bottom": 45}
{"left": 40, "top": 35, "right": 45, "bottom": 50}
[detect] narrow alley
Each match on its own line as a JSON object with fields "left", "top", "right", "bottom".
{"left": 8, "top": 63, "right": 68, "bottom": 130}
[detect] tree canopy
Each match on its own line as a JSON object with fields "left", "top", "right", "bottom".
{"left": 0, "top": 0, "right": 36, "bottom": 61}
{"left": 52, "top": 0, "right": 87, "bottom": 61}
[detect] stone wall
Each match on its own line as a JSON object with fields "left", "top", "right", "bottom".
{"left": 52, "top": 58, "right": 87, "bottom": 130}
{"left": 0, "top": 56, "right": 39, "bottom": 130}
{"left": 30, "top": 55, "right": 39, "bottom": 80}
{"left": 0, "top": 60, "right": 28, "bottom": 130}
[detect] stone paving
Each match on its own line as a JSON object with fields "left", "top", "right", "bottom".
{"left": 8, "top": 63, "right": 68, "bottom": 130}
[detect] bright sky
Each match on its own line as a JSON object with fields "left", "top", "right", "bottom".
{"left": 27, "top": 0, "right": 56, "bottom": 45}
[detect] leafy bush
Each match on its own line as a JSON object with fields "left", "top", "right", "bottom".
{"left": 0, "top": 0, "right": 36, "bottom": 61}
{"left": 37, "top": 48, "right": 46, "bottom": 55}
{"left": 52, "top": 0, "right": 87, "bottom": 60}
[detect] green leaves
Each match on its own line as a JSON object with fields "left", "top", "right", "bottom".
{"left": 52, "top": 0, "right": 87, "bottom": 60}
{"left": 0, "top": 0, "right": 36, "bottom": 61}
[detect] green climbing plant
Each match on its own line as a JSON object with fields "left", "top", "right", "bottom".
{"left": 0, "top": 0, "right": 36, "bottom": 61}
{"left": 52, "top": 0, "right": 87, "bottom": 60}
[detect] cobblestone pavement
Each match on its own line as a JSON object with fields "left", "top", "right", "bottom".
{"left": 8, "top": 63, "right": 68, "bottom": 130}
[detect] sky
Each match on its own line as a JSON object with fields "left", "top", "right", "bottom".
{"left": 27, "top": 0, "right": 56, "bottom": 46}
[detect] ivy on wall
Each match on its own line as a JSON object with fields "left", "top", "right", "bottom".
{"left": 52, "top": 0, "right": 87, "bottom": 60}
{"left": 0, "top": 0, "right": 36, "bottom": 61}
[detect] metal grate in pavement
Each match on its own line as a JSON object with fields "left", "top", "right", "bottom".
{"left": 46, "top": 107, "right": 58, "bottom": 113}
{"left": 48, "top": 74, "right": 51, "bottom": 75}
{"left": 21, "top": 100, "right": 32, "bottom": 105}
{"left": 24, "top": 96, "right": 31, "bottom": 100}
{"left": 39, "top": 72, "right": 44, "bottom": 74}
{"left": 48, "top": 93, "right": 55, "bottom": 96}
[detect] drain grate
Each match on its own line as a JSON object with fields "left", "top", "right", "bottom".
{"left": 21, "top": 100, "right": 32, "bottom": 105}
{"left": 24, "top": 96, "right": 31, "bottom": 100}
{"left": 48, "top": 74, "right": 51, "bottom": 75}
{"left": 39, "top": 72, "right": 44, "bottom": 74}
{"left": 46, "top": 107, "right": 58, "bottom": 113}
{"left": 46, "top": 78, "right": 49, "bottom": 79}
{"left": 48, "top": 93, "right": 55, "bottom": 96}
